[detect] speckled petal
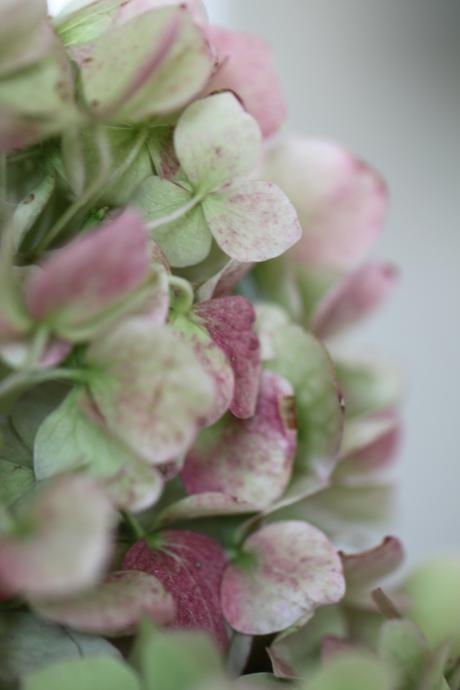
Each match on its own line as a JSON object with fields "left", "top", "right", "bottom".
{"left": 221, "top": 521, "right": 345, "bottom": 635}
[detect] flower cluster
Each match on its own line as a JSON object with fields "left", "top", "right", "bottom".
{"left": 1, "top": 2, "right": 454, "bottom": 689}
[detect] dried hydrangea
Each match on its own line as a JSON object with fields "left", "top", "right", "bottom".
{"left": 1, "top": 2, "right": 454, "bottom": 689}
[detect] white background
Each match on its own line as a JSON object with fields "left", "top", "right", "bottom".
{"left": 48, "top": 0, "right": 460, "bottom": 565}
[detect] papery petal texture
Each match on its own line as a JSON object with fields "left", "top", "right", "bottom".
{"left": 182, "top": 371, "right": 296, "bottom": 508}
{"left": 221, "top": 521, "right": 345, "bottom": 635}
{"left": 205, "top": 26, "right": 286, "bottom": 138}
{"left": 123, "top": 530, "right": 229, "bottom": 647}
{"left": 194, "top": 296, "right": 261, "bottom": 418}
{"left": 262, "top": 138, "right": 387, "bottom": 270}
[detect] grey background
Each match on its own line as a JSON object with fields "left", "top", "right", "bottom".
{"left": 50, "top": 0, "right": 460, "bottom": 565}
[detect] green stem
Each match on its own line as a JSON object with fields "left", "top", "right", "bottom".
{"left": 122, "top": 511, "right": 145, "bottom": 541}
{"left": 33, "top": 127, "right": 148, "bottom": 256}
{"left": 0, "top": 367, "right": 90, "bottom": 403}
{"left": 168, "top": 275, "right": 194, "bottom": 313}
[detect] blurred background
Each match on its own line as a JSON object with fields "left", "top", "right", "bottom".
{"left": 49, "top": 0, "right": 460, "bottom": 566}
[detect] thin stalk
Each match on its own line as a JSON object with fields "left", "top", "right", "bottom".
{"left": 122, "top": 511, "right": 145, "bottom": 540}
{"left": 0, "top": 367, "right": 90, "bottom": 402}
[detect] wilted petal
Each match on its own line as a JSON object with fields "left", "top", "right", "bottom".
{"left": 194, "top": 296, "right": 260, "bottom": 418}
{"left": 221, "top": 521, "right": 345, "bottom": 635}
{"left": 204, "top": 180, "right": 301, "bottom": 262}
{"left": 340, "top": 536, "right": 404, "bottom": 605}
{"left": 123, "top": 530, "right": 229, "bottom": 647}
{"left": 174, "top": 93, "right": 262, "bottom": 194}
{"left": 197, "top": 259, "right": 252, "bottom": 301}
{"left": 31, "top": 571, "right": 175, "bottom": 636}
{"left": 25, "top": 210, "right": 151, "bottom": 338}
{"left": 78, "top": 6, "right": 213, "bottom": 121}
{"left": 312, "top": 262, "right": 398, "bottom": 339}
{"left": 262, "top": 138, "right": 387, "bottom": 270}
{"left": 0, "top": 475, "right": 116, "bottom": 597}
{"left": 86, "top": 319, "right": 215, "bottom": 464}
{"left": 182, "top": 372, "right": 296, "bottom": 508}
{"left": 205, "top": 26, "right": 286, "bottom": 138}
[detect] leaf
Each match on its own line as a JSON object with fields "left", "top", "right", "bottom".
{"left": 0, "top": 459, "right": 35, "bottom": 505}
{"left": 0, "top": 414, "right": 32, "bottom": 466}
{"left": 133, "top": 176, "right": 212, "bottom": 267}
{"left": 194, "top": 296, "right": 261, "bottom": 418}
{"left": 123, "top": 530, "right": 229, "bottom": 647}
{"left": 221, "top": 520, "right": 345, "bottom": 635}
{"left": 31, "top": 570, "right": 175, "bottom": 636}
{"left": 311, "top": 262, "right": 398, "bottom": 339}
{"left": 0, "top": 474, "right": 116, "bottom": 596}
{"left": 203, "top": 180, "right": 301, "bottom": 262}
{"left": 261, "top": 138, "right": 387, "bottom": 270}
{"left": 0, "top": 612, "right": 120, "bottom": 688}
{"left": 86, "top": 319, "right": 214, "bottom": 464}
{"left": 259, "top": 316, "right": 344, "bottom": 502}
{"left": 174, "top": 93, "right": 262, "bottom": 194}
{"left": 131, "top": 619, "right": 224, "bottom": 690}
{"left": 23, "top": 656, "right": 140, "bottom": 690}
{"left": 25, "top": 209, "right": 151, "bottom": 339}
{"left": 157, "top": 492, "right": 257, "bottom": 528}
{"left": 10, "top": 383, "right": 69, "bottom": 452}
{"left": 78, "top": 6, "right": 213, "bottom": 121}
{"left": 205, "top": 26, "right": 286, "bottom": 139}
{"left": 306, "top": 652, "right": 391, "bottom": 690}
{"left": 182, "top": 372, "right": 297, "bottom": 508}
{"left": 335, "top": 358, "right": 401, "bottom": 419}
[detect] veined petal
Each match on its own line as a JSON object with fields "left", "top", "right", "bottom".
{"left": 182, "top": 372, "right": 296, "bottom": 508}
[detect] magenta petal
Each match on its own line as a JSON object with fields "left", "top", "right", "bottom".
{"left": 25, "top": 209, "right": 150, "bottom": 329}
{"left": 182, "top": 372, "right": 297, "bottom": 508}
{"left": 123, "top": 530, "right": 229, "bottom": 648}
{"left": 194, "top": 296, "right": 261, "bottom": 419}
{"left": 263, "top": 139, "right": 388, "bottom": 270}
{"left": 312, "top": 262, "right": 398, "bottom": 339}
{"left": 205, "top": 26, "right": 286, "bottom": 139}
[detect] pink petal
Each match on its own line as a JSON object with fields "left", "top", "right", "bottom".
{"left": 197, "top": 260, "right": 252, "bottom": 301}
{"left": 312, "top": 262, "right": 398, "bottom": 339}
{"left": 262, "top": 139, "right": 387, "bottom": 270}
{"left": 340, "top": 536, "right": 405, "bottom": 591}
{"left": 123, "top": 530, "right": 229, "bottom": 648}
{"left": 31, "top": 570, "right": 175, "bottom": 636}
{"left": 0, "top": 475, "right": 116, "bottom": 597}
{"left": 221, "top": 521, "right": 345, "bottom": 635}
{"left": 205, "top": 26, "right": 286, "bottom": 139}
{"left": 26, "top": 209, "right": 150, "bottom": 329}
{"left": 194, "top": 296, "right": 261, "bottom": 418}
{"left": 182, "top": 372, "right": 297, "bottom": 508}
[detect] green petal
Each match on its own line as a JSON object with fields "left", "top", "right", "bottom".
{"left": 0, "top": 459, "right": 34, "bottom": 506}
{"left": 133, "top": 176, "right": 211, "bottom": 267}
{"left": 86, "top": 318, "right": 215, "bottom": 464}
{"left": 306, "top": 653, "right": 391, "bottom": 690}
{"left": 78, "top": 7, "right": 213, "bottom": 121}
{"left": 23, "top": 657, "right": 140, "bottom": 690}
{"left": 174, "top": 93, "right": 262, "bottom": 194}
{"left": 335, "top": 358, "right": 401, "bottom": 419}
